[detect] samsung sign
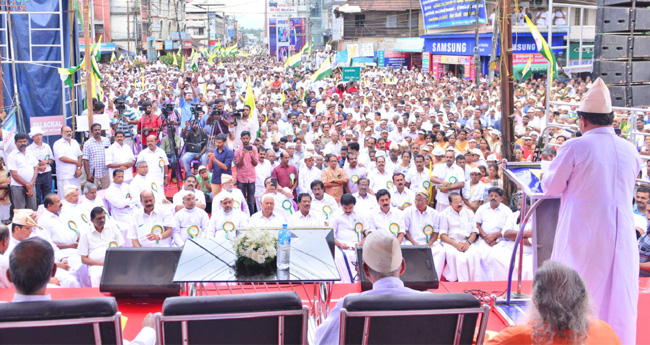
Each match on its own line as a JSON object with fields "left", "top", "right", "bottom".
{"left": 424, "top": 33, "right": 566, "bottom": 57}
{"left": 430, "top": 42, "right": 468, "bottom": 54}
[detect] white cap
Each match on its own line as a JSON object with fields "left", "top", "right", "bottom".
{"left": 432, "top": 147, "right": 445, "bottom": 156}
{"left": 28, "top": 127, "right": 45, "bottom": 138}
{"left": 578, "top": 77, "right": 612, "bottom": 114}
{"left": 362, "top": 231, "right": 403, "bottom": 273}
{"left": 64, "top": 186, "right": 79, "bottom": 196}
{"left": 221, "top": 175, "right": 234, "bottom": 183}
{"left": 487, "top": 154, "right": 498, "bottom": 161}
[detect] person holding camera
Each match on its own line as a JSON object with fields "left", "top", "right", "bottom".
{"left": 136, "top": 101, "right": 162, "bottom": 148}
{"left": 181, "top": 120, "right": 208, "bottom": 177}
{"left": 179, "top": 84, "right": 198, "bottom": 130}
{"left": 201, "top": 99, "right": 230, "bottom": 139}
{"left": 113, "top": 97, "right": 139, "bottom": 149}
{"left": 234, "top": 105, "right": 260, "bottom": 150}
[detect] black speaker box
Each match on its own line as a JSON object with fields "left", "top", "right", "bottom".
{"left": 592, "top": 60, "right": 650, "bottom": 85}
{"left": 596, "top": 7, "right": 650, "bottom": 32}
{"left": 356, "top": 245, "right": 439, "bottom": 291}
{"left": 595, "top": 35, "right": 650, "bottom": 59}
{"left": 100, "top": 247, "right": 182, "bottom": 298}
{"left": 607, "top": 85, "right": 650, "bottom": 107}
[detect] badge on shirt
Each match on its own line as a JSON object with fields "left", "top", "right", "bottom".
{"left": 223, "top": 221, "right": 235, "bottom": 239}
{"left": 187, "top": 225, "right": 200, "bottom": 239}
{"left": 389, "top": 223, "right": 400, "bottom": 237}
{"left": 423, "top": 225, "right": 434, "bottom": 243}
{"left": 351, "top": 175, "right": 359, "bottom": 183}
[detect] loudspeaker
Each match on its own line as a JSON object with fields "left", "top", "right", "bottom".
{"left": 356, "top": 245, "right": 439, "bottom": 291}
{"left": 100, "top": 247, "right": 182, "bottom": 298}
{"left": 596, "top": 7, "right": 650, "bottom": 32}
{"left": 592, "top": 60, "right": 650, "bottom": 85}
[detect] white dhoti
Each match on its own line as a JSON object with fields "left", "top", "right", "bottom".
{"left": 88, "top": 265, "right": 104, "bottom": 287}
{"left": 490, "top": 241, "right": 534, "bottom": 281}
{"left": 475, "top": 239, "right": 508, "bottom": 281}
{"left": 442, "top": 242, "right": 482, "bottom": 282}
{"left": 334, "top": 246, "right": 358, "bottom": 284}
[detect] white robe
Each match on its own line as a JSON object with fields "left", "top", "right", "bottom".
{"left": 542, "top": 126, "right": 640, "bottom": 345}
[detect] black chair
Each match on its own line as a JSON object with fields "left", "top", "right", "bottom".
{"left": 155, "top": 291, "right": 309, "bottom": 345}
{"left": 0, "top": 297, "right": 123, "bottom": 345}
{"left": 339, "top": 293, "right": 490, "bottom": 345}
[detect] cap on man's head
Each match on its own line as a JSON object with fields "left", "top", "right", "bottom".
{"left": 12, "top": 209, "right": 39, "bottom": 227}
{"left": 221, "top": 175, "right": 233, "bottom": 183}
{"left": 362, "top": 231, "right": 403, "bottom": 273}
{"left": 198, "top": 165, "right": 207, "bottom": 172}
{"left": 63, "top": 186, "right": 79, "bottom": 197}
{"left": 28, "top": 127, "right": 45, "bottom": 138}
{"left": 432, "top": 147, "right": 445, "bottom": 156}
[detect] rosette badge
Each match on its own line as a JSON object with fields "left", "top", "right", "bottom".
{"left": 68, "top": 221, "right": 78, "bottom": 235}
{"left": 351, "top": 175, "right": 359, "bottom": 183}
{"left": 81, "top": 214, "right": 90, "bottom": 224}
{"left": 422, "top": 181, "right": 431, "bottom": 189}
{"left": 223, "top": 221, "right": 235, "bottom": 239}
{"left": 159, "top": 159, "right": 165, "bottom": 173}
{"left": 289, "top": 172, "right": 296, "bottom": 185}
{"left": 386, "top": 181, "right": 393, "bottom": 189}
{"left": 151, "top": 225, "right": 163, "bottom": 245}
{"left": 323, "top": 205, "right": 332, "bottom": 220}
{"left": 423, "top": 225, "right": 434, "bottom": 243}
{"left": 108, "top": 241, "right": 118, "bottom": 248}
{"left": 389, "top": 223, "right": 400, "bottom": 236}
{"left": 187, "top": 225, "right": 200, "bottom": 239}
{"left": 282, "top": 200, "right": 294, "bottom": 214}
{"left": 354, "top": 222, "right": 363, "bottom": 241}
{"left": 233, "top": 200, "right": 241, "bottom": 210}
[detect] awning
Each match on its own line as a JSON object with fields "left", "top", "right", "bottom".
{"left": 336, "top": 4, "right": 361, "bottom": 13}
{"left": 393, "top": 38, "right": 424, "bottom": 53}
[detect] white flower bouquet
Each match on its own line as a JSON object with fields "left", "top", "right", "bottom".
{"left": 233, "top": 229, "right": 278, "bottom": 276}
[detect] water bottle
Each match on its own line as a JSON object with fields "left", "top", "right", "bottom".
{"left": 277, "top": 224, "right": 291, "bottom": 270}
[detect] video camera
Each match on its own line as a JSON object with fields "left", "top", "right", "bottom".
{"left": 161, "top": 101, "right": 176, "bottom": 121}
{"left": 114, "top": 98, "right": 126, "bottom": 113}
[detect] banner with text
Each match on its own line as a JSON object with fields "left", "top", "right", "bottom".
{"left": 420, "top": 0, "right": 487, "bottom": 29}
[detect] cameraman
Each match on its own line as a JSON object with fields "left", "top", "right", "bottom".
{"left": 136, "top": 101, "right": 162, "bottom": 148}
{"left": 114, "top": 97, "right": 139, "bottom": 149}
{"left": 200, "top": 99, "right": 230, "bottom": 137}
{"left": 181, "top": 120, "right": 208, "bottom": 177}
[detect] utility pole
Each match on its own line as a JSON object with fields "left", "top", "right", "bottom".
{"left": 127, "top": 0, "right": 131, "bottom": 55}
{"left": 83, "top": 0, "right": 94, "bottom": 125}
{"left": 499, "top": 0, "right": 515, "bottom": 200}
{"left": 473, "top": 0, "right": 480, "bottom": 83}
{"left": 488, "top": 4, "right": 500, "bottom": 84}
{"left": 409, "top": 0, "right": 412, "bottom": 37}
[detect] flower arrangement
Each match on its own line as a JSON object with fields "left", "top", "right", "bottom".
{"left": 233, "top": 229, "right": 278, "bottom": 276}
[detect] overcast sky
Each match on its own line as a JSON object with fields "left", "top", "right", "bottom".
{"left": 192, "top": 0, "right": 266, "bottom": 29}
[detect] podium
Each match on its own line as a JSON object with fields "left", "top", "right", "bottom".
{"left": 495, "top": 161, "right": 561, "bottom": 325}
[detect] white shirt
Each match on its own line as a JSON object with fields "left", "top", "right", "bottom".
{"left": 173, "top": 189, "right": 207, "bottom": 208}
{"left": 404, "top": 206, "right": 440, "bottom": 244}
{"left": 105, "top": 182, "right": 138, "bottom": 222}
{"left": 129, "top": 174, "right": 166, "bottom": 208}
{"left": 391, "top": 187, "right": 415, "bottom": 209}
{"left": 311, "top": 194, "right": 339, "bottom": 221}
{"left": 137, "top": 147, "right": 169, "bottom": 187}
{"left": 249, "top": 211, "right": 286, "bottom": 228}
{"left": 432, "top": 163, "right": 465, "bottom": 206}
{"left": 353, "top": 192, "right": 378, "bottom": 211}
{"left": 37, "top": 209, "right": 73, "bottom": 245}
{"left": 370, "top": 206, "right": 406, "bottom": 236}
{"left": 27, "top": 142, "right": 53, "bottom": 174}
{"left": 53, "top": 138, "right": 82, "bottom": 179}
{"left": 6, "top": 150, "right": 37, "bottom": 186}
{"left": 324, "top": 141, "right": 342, "bottom": 156}
{"left": 439, "top": 206, "right": 477, "bottom": 242}
{"left": 343, "top": 165, "right": 366, "bottom": 194}
{"left": 129, "top": 207, "right": 175, "bottom": 247}
{"left": 207, "top": 208, "right": 249, "bottom": 240}
{"left": 298, "top": 165, "right": 322, "bottom": 195}
{"left": 173, "top": 207, "right": 210, "bottom": 247}
{"left": 78, "top": 222, "right": 125, "bottom": 261}
{"left": 406, "top": 167, "right": 429, "bottom": 192}
{"left": 368, "top": 169, "right": 393, "bottom": 194}
{"left": 291, "top": 210, "right": 326, "bottom": 227}
{"left": 254, "top": 160, "right": 273, "bottom": 198}
{"left": 331, "top": 209, "right": 371, "bottom": 244}
{"left": 474, "top": 203, "right": 513, "bottom": 236}
{"left": 79, "top": 197, "right": 106, "bottom": 221}
{"left": 212, "top": 188, "right": 249, "bottom": 215}
{"left": 106, "top": 142, "right": 135, "bottom": 181}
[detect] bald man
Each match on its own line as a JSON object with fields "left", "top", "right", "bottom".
{"left": 53, "top": 126, "right": 82, "bottom": 198}
{"left": 136, "top": 135, "right": 169, "bottom": 188}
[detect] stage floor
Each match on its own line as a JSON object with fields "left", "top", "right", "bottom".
{"left": 0, "top": 279, "right": 647, "bottom": 343}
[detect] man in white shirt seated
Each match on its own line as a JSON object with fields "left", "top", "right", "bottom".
{"left": 128, "top": 190, "right": 174, "bottom": 247}
{"left": 79, "top": 183, "right": 107, "bottom": 220}
{"left": 172, "top": 175, "right": 206, "bottom": 212}
{"left": 6, "top": 237, "right": 156, "bottom": 345}
{"left": 403, "top": 189, "right": 445, "bottom": 280}
{"left": 77, "top": 207, "right": 125, "bottom": 287}
{"left": 439, "top": 193, "right": 482, "bottom": 282}
{"left": 249, "top": 194, "right": 286, "bottom": 228}
{"left": 331, "top": 193, "right": 372, "bottom": 283}
{"left": 310, "top": 180, "right": 338, "bottom": 224}
{"left": 314, "top": 231, "right": 426, "bottom": 344}
{"left": 173, "top": 192, "right": 210, "bottom": 247}
{"left": 369, "top": 189, "right": 406, "bottom": 242}
{"left": 490, "top": 197, "right": 534, "bottom": 281}
{"left": 212, "top": 175, "right": 248, "bottom": 215}
{"left": 208, "top": 191, "right": 249, "bottom": 240}
{"left": 137, "top": 135, "right": 169, "bottom": 189}
{"left": 290, "top": 193, "right": 326, "bottom": 227}
{"left": 352, "top": 177, "right": 378, "bottom": 210}
{"left": 129, "top": 161, "right": 171, "bottom": 210}
{"left": 474, "top": 187, "right": 513, "bottom": 281}
{"left": 105, "top": 169, "right": 138, "bottom": 245}
{"left": 390, "top": 173, "right": 415, "bottom": 210}
{"left": 260, "top": 177, "right": 295, "bottom": 219}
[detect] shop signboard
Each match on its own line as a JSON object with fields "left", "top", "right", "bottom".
{"left": 422, "top": 52, "right": 430, "bottom": 73}
{"left": 378, "top": 50, "right": 385, "bottom": 68}
{"left": 420, "top": 0, "right": 487, "bottom": 29}
{"left": 384, "top": 50, "right": 410, "bottom": 68}
{"left": 341, "top": 67, "right": 361, "bottom": 81}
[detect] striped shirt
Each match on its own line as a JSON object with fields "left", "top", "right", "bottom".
{"left": 82, "top": 137, "right": 111, "bottom": 178}
{"left": 115, "top": 108, "right": 139, "bottom": 138}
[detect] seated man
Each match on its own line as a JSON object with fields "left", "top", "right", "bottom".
{"left": 260, "top": 177, "right": 294, "bottom": 219}
{"left": 250, "top": 194, "right": 286, "bottom": 228}
{"left": 79, "top": 183, "right": 107, "bottom": 220}
{"left": 474, "top": 187, "right": 513, "bottom": 281}
{"left": 369, "top": 189, "right": 406, "bottom": 242}
{"left": 172, "top": 175, "right": 207, "bottom": 212}
{"left": 208, "top": 192, "right": 249, "bottom": 240}
{"left": 212, "top": 175, "right": 248, "bottom": 215}
{"left": 439, "top": 193, "right": 482, "bottom": 282}
{"left": 77, "top": 207, "right": 125, "bottom": 287}
{"left": 486, "top": 262, "right": 620, "bottom": 344}
{"left": 314, "top": 231, "right": 426, "bottom": 344}
{"left": 290, "top": 193, "right": 326, "bottom": 227}
{"left": 129, "top": 161, "right": 171, "bottom": 210}
{"left": 310, "top": 180, "right": 339, "bottom": 224}
{"left": 128, "top": 190, "right": 174, "bottom": 247}
{"left": 105, "top": 169, "right": 138, "bottom": 243}
{"left": 6, "top": 237, "right": 157, "bottom": 345}
{"left": 173, "top": 192, "right": 210, "bottom": 246}
{"left": 490, "top": 198, "right": 534, "bottom": 281}
{"left": 331, "top": 193, "right": 372, "bottom": 283}
{"left": 0, "top": 224, "right": 12, "bottom": 288}
{"left": 403, "top": 189, "right": 445, "bottom": 281}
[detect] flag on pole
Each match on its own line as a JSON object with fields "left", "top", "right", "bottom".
{"left": 310, "top": 57, "right": 332, "bottom": 82}
{"left": 521, "top": 54, "right": 533, "bottom": 81}
{"left": 110, "top": 52, "right": 116, "bottom": 62}
{"left": 119, "top": 54, "right": 124, "bottom": 60}
{"left": 347, "top": 46, "right": 356, "bottom": 66}
{"left": 173, "top": 53, "right": 178, "bottom": 66}
{"left": 524, "top": 16, "right": 557, "bottom": 79}
{"left": 284, "top": 51, "right": 302, "bottom": 69}
{"left": 280, "top": 90, "right": 286, "bottom": 105}
{"left": 244, "top": 77, "right": 255, "bottom": 118}
{"left": 141, "top": 74, "right": 145, "bottom": 91}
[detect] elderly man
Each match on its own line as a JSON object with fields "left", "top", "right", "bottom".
{"left": 83, "top": 123, "right": 112, "bottom": 190}
{"left": 463, "top": 167, "right": 486, "bottom": 212}
{"left": 79, "top": 183, "right": 107, "bottom": 220}
{"left": 250, "top": 193, "right": 286, "bottom": 227}
{"left": 369, "top": 189, "right": 406, "bottom": 242}
{"left": 298, "top": 151, "right": 321, "bottom": 195}
{"left": 352, "top": 177, "right": 377, "bottom": 210}
{"left": 173, "top": 175, "right": 207, "bottom": 212}
{"left": 310, "top": 180, "right": 339, "bottom": 224}
{"left": 314, "top": 231, "right": 426, "bottom": 344}
{"left": 7, "top": 133, "right": 38, "bottom": 210}
{"left": 105, "top": 131, "right": 135, "bottom": 184}
{"left": 331, "top": 193, "right": 372, "bottom": 283}
{"left": 137, "top": 135, "right": 169, "bottom": 188}
{"left": 474, "top": 187, "right": 513, "bottom": 281}
{"left": 129, "top": 161, "right": 170, "bottom": 208}
{"left": 207, "top": 191, "right": 249, "bottom": 240}
{"left": 78, "top": 207, "right": 125, "bottom": 287}
{"left": 431, "top": 150, "right": 465, "bottom": 212}
{"left": 490, "top": 197, "right": 535, "bottom": 281}
{"left": 404, "top": 189, "right": 445, "bottom": 280}
{"left": 391, "top": 173, "right": 415, "bottom": 210}
{"left": 129, "top": 190, "right": 174, "bottom": 247}
{"left": 368, "top": 156, "right": 393, "bottom": 195}
{"left": 439, "top": 193, "right": 481, "bottom": 282}
{"left": 27, "top": 127, "right": 54, "bottom": 204}
{"left": 53, "top": 126, "right": 82, "bottom": 198}
{"left": 322, "top": 154, "right": 348, "bottom": 203}
{"left": 290, "top": 193, "right": 325, "bottom": 227}
{"left": 173, "top": 192, "right": 210, "bottom": 247}
{"left": 212, "top": 175, "right": 249, "bottom": 215}
{"left": 7, "top": 237, "right": 156, "bottom": 344}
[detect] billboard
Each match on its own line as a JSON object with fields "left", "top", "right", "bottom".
{"left": 268, "top": 17, "right": 305, "bottom": 59}
{"left": 420, "top": 0, "right": 487, "bottom": 29}
{"left": 268, "top": 0, "right": 297, "bottom": 18}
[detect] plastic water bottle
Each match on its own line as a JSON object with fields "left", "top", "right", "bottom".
{"left": 277, "top": 224, "right": 291, "bottom": 270}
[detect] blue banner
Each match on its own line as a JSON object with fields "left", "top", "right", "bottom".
{"left": 377, "top": 50, "right": 385, "bottom": 68}
{"left": 420, "top": 0, "right": 487, "bottom": 29}
{"left": 164, "top": 40, "right": 173, "bottom": 50}
{"left": 423, "top": 32, "right": 567, "bottom": 56}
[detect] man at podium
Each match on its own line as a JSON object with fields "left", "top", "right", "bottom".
{"left": 541, "top": 77, "right": 641, "bottom": 344}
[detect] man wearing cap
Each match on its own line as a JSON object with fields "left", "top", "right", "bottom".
{"left": 7, "top": 133, "right": 38, "bottom": 210}
{"left": 314, "top": 231, "right": 425, "bottom": 344}
{"left": 129, "top": 190, "right": 174, "bottom": 247}
{"left": 298, "top": 151, "right": 321, "bottom": 195}
{"left": 207, "top": 191, "right": 249, "bottom": 240}
{"left": 173, "top": 192, "right": 210, "bottom": 247}
{"left": 106, "top": 131, "right": 135, "bottom": 185}
{"left": 213, "top": 175, "right": 249, "bottom": 215}
{"left": 173, "top": 175, "right": 207, "bottom": 212}
{"left": 27, "top": 127, "right": 54, "bottom": 205}
{"left": 431, "top": 150, "right": 465, "bottom": 212}
{"left": 541, "top": 78, "right": 641, "bottom": 344}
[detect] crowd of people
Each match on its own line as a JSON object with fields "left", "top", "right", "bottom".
{"left": 1, "top": 49, "right": 648, "bottom": 291}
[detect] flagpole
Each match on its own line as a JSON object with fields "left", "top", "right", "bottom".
{"left": 544, "top": 0, "right": 554, "bottom": 147}
{"left": 83, "top": 0, "right": 94, "bottom": 126}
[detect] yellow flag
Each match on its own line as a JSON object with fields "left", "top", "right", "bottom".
{"left": 141, "top": 74, "right": 145, "bottom": 91}
{"left": 281, "top": 90, "right": 285, "bottom": 105}
{"left": 244, "top": 77, "right": 255, "bottom": 118}
{"left": 173, "top": 53, "right": 178, "bottom": 66}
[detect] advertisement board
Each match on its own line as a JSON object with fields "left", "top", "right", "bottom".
{"left": 384, "top": 50, "right": 410, "bottom": 68}
{"left": 420, "top": 0, "right": 487, "bottom": 29}
{"left": 268, "top": 0, "right": 297, "bottom": 18}
{"left": 30, "top": 116, "right": 64, "bottom": 136}
{"left": 342, "top": 67, "right": 361, "bottom": 81}
{"left": 422, "top": 52, "right": 430, "bottom": 73}
{"left": 377, "top": 50, "right": 385, "bottom": 67}
{"left": 268, "top": 17, "right": 305, "bottom": 58}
